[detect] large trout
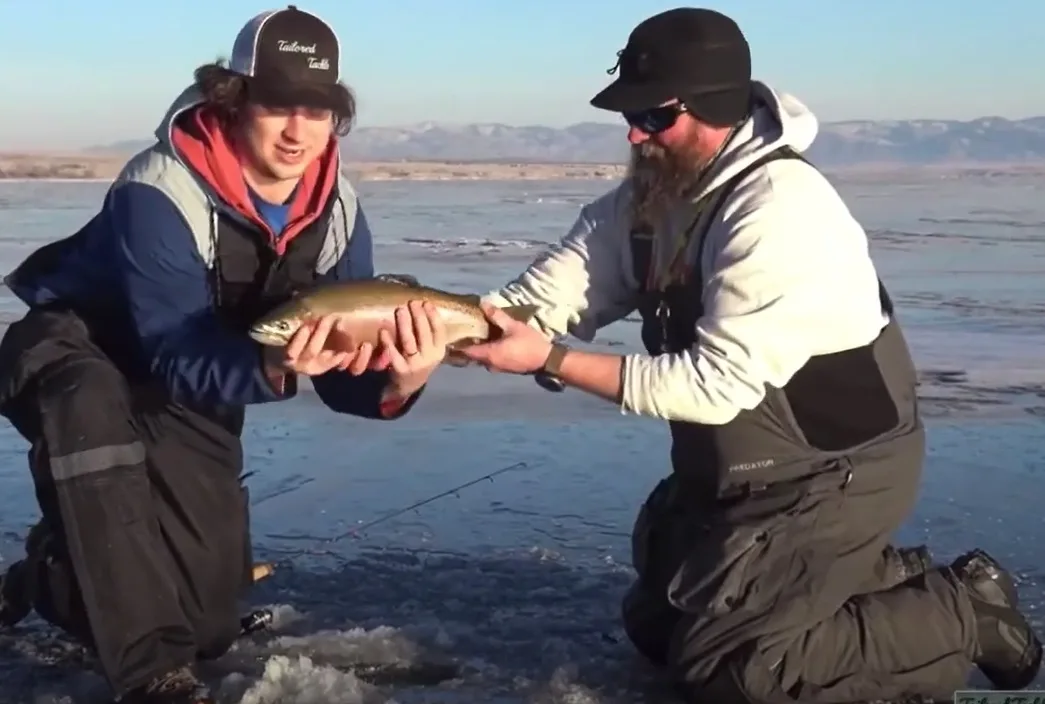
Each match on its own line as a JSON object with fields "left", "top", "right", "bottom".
{"left": 248, "top": 274, "right": 539, "bottom": 365}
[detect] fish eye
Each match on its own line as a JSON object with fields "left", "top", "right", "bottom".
{"left": 275, "top": 321, "right": 291, "bottom": 330}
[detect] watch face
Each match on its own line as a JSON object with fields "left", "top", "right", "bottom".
{"left": 535, "top": 372, "right": 566, "bottom": 392}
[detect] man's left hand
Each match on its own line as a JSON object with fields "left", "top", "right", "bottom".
{"left": 457, "top": 303, "right": 553, "bottom": 374}
{"left": 369, "top": 300, "right": 448, "bottom": 397}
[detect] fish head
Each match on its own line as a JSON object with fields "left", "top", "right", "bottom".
{"left": 249, "top": 310, "right": 306, "bottom": 346}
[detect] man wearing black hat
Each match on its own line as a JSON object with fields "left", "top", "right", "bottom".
{"left": 0, "top": 6, "right": 445, "bottom": 703}
{"left": 462, "top": 7, "right": 1042, "bottom": 702}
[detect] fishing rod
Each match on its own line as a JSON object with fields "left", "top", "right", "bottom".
{"left": 322, "top": 460, "right": 530, "bottom": 545}
{"left": 265, "top": 459, "right": 531, "bottom": 556}
{"left": 240, "top": 460, "right": 532, "bottom": 635}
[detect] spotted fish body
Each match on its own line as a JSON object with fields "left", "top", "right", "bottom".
{"left": 248, "top": 274, "right": 538, "bottom": 358}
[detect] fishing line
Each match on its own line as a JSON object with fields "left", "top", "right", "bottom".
{"left": 326, "top": 460, "right": 530, "bottom": 544}
{"left": 239, "top": 460, "right": 532, "bottom": 635}
{"left": 258, "top": 460, "right": 532, "bottom": 566}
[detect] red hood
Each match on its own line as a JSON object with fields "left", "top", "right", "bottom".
{"left": 169, "top": 106, "right": 340, "bottom": 255}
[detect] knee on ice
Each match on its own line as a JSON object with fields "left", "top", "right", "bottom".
{"left": 665, "top": 644, "right": 763, "bottom": 704}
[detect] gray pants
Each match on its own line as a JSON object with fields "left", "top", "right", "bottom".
{"left": 623, "top": 453, "right": 978, "bottom": 703}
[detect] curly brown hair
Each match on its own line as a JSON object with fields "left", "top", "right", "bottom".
{"left": 192, "top": 58, "right": 357, "bottom": 137}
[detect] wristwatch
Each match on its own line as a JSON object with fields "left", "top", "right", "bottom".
{"left": 542, "top": 342, "right": 569, "bottom": 375}
{"left": 534, "top": 342, "right": 568, "bottom": 393}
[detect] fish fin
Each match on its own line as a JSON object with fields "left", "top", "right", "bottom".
{"left": 444, "top": 338, "right": 485, "bottom": 367}
{"left": 444, "top": 350, "right": 475, "bottom": 367}
{"left": 497, "top": 304, "right": 539, "bottom": 324}
{"left": 376, "top": 273, "right": 421, "bottom": 287}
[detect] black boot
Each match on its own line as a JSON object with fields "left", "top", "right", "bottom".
{"left": 621, "top": 580, "right": 680, "bottom": 666}
{"left": 118, "top": 666, "right": 215, "bottom": 704}
{"left": 951, "top": 549, "right": 1042, "bottom": 690}
{"left": 0, "top": 520, "right": 54, "bottom": 628}
{"left": 0, "top": 560, "right": 32, "bottom": 627}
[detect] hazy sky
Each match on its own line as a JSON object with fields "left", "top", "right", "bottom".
{"left": 1, "top": 0, "right": 1040, "bottom": 150}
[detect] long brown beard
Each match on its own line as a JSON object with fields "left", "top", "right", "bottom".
{"left": 627, "top": 141, "right": 705, "bottom": 233}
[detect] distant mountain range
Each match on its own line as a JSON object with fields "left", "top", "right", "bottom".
{"left": 90, "top": 115, "right": 1045, "bottom": 167}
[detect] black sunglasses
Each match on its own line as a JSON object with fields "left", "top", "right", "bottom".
{"left": 622, "top": 103, "right": 688, "bottom": 134}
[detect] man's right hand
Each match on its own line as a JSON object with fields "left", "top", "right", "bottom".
{"left": 262, "top": 313, "right": 376, "bottom": 378}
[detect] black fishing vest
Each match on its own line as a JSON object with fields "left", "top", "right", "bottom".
{"left": 173, "top": 194, "right": 344, "bottom": 432}
{"left": 630, "top": 147, "right": 923, "bottom": 498}
{"left": 208, "top": 191, "right": 342, "bottom": 332}
{"left": 4, "top": 179, "right": 347, "bottom": 437}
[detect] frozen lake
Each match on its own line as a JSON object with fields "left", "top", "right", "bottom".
{"left": 0, "top": 170, "right": 1042, "bottom": 702}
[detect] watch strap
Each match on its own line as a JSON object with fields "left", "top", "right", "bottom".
{"left": 541, "top": 342, "right": 569, "bottom": 376}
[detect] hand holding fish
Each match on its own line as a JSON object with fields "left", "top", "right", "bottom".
{"left": 248, "top": 277, "right": 540, "bottom": 389}
{"left": 369, "top": 300, "right": 448, "bottom": 397}
{"left": 457, "top": 303, "right": 553, "bottom": 374}
{"left": 264, "top": 313, "right": 375, "bottom": 377}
